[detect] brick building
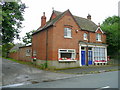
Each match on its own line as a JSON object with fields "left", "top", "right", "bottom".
{"left": 32, "top": 9, "right": 107, "bottom": 69}
{"left": 9, "top": 45, "right": 32, "bottom": 62}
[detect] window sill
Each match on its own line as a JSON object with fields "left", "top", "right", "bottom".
{"left": 84, "top": 39, "right": 88, "bottom": 41}
{"left": 26, "top": 55, "right": 31, "bottom": 56}
{"left": 96, "top": 40, "right": 102, "bottom": 42}
{"left": 64, "top": 36, "right": 72, "bottom": 39}
{"left": 59, "top": 60, "right": 77, "bottom": 62}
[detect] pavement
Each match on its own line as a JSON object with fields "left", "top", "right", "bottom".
{"left": 56, "top": 65, "right": 119, "bottom": 74}
{"left": 1, "top": 57, "right": 119, "bottom": 88}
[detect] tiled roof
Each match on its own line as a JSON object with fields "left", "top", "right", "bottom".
{"left": 33, "top": 10, "right": 98, "bottom": 35}
{"left": 74, "top": 15, "right": 97, "bottom": 31}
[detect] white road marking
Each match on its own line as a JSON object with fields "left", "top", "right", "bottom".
{"left": 95, "top": 86, "right": 110, "bottom": 90}
{"left": 101, "top": 86, "right": 110, "bottom": 88}
{"left": 1, "top": 82, "right": 31, "bottom": 88}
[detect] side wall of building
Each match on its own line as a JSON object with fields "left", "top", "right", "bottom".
{"left": 9, "top": 46, "right": 32, "bottom": 62}
{"left": 19, "top": 46, "right": 32, "bottom": 62}
{"left": 32, "top": 27, "right": 53, "bottom": 61}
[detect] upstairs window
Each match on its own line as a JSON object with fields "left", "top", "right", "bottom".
{"left": 64, "top": 28, "right": 72, "bottom": 38}
{"left": 84, "top": 33, "right": 88, "bottom": 40}
{"left": 96, "top": 33, "right": 101, "bottom": 41}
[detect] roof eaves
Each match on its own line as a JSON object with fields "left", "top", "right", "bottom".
{"left": 32, "top": 25, "right": 53, "bottom": 35}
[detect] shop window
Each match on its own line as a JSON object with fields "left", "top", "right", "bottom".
{"left": 58, "top": 49, "right": 76, "bottom": 61}
{"left": 94, "top": 47, "right": 106, "bottom": 62}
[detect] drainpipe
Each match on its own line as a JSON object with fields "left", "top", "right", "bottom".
{"left": 86, "top": 31, "right": 90, "bottom": 66}
{"left": 46, "top": 29, "right": 48, "bottom": 68}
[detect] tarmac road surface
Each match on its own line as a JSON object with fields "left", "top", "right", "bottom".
{"left": 16, "top": 71, "right": 119, "bottom": 88}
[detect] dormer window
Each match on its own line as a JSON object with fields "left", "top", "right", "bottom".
{"left": 84, "top": 33, "right": 88, "bottom": 40}
{"left": 96, "top": 33, "right": 101, "bottom": 41}
{"left": 64, "top": 28, "right": 72, "bottom": 38}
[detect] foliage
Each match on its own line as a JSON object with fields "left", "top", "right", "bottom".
{"left": 22, "top": 30, "right": 35, "bottom": 45}
{"left": 1, "top": 1, "right": 26, "bottom": 44}
{"left": 2, "top": 43, "right": 15, "bottom": 57}
{"left": 101, "top": 16, "right": 120, "bottom": 58}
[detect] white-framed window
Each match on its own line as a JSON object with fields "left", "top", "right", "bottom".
{"left": 64, "top": 28, "right": 72, "bottom": 38}
{"left": 94, "top": 47, "right": 106, "bottom": 62}
{"left": 26, "top": 49, "right": 31, "bottom": 56}
{"left": 84, "top": 33, "right": 88, "bottom": 40}
{"left": 96, "top": 33, "right": 101, "bottom": 41}
{"left": 58, "top": 49, "right": 76, "bottom": 61}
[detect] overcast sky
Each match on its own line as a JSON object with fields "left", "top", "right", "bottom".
{"left": 14, "top": 0, "right": 119, "bottom": 43}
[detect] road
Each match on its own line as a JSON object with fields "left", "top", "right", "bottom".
{"left": 16, "top": 71, "right": 119, "bottom": 88}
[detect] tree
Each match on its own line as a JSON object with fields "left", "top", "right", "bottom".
{"left": 101, "top": 16, "right": 120, "bottom": 58}
{"left": 22, "top": 30, "right": 35, "bottom": 45}
{"left": 1, "top": 1, "right": 26, "bottom": 44}
{"left": 2, "top": 43, "right": 15, "bottom": 57}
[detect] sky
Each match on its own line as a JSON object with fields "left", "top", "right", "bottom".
{"left": 14, "top": 0, "right": 119, "bottom": 43}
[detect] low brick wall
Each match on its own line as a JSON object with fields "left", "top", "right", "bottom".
{"left": 35, "top": 59, "right": 80, "bottom": 69}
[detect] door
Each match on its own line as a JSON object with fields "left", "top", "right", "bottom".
{"left": 81, "top": 51, "right": 86, "bottom": 65}
{"left": 88, "top": 51, "right": 92, "bottom": 65}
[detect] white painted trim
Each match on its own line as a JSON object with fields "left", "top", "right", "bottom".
{"left": 79, "top": 44, "right": 82, "bottom": 66}
{"left": 80, "top": 44, "right": 106, "bottom": 48}
{"left": 59, "top": 60, "right": 77, "bottom": 62}
{"left": 94, "top": 62, "right": 107, "bottom": 63}
{"left": 92, "top": 48, "right": 95, "bottom": 62}
{"left": 64, "top": 36, "right": 72, "bottom": 39}
{"left": 95, "top": 27, "right": 104, "bottom": 34}
{"left": 105, "top": 47, "right": 107, "bottom": 63}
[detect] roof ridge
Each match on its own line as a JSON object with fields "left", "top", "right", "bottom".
{"left": 33, "top": 10, "right": 98, "bottom": 35}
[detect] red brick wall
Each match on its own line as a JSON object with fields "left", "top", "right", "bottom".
{"left": 32, "top": 30, "right": 47, "bottom": 60}
{"left": 50, "top": 13, "right": 57, "bottom": 20}
{"left": 9, "top": 52, "right": 19, "bottom": 60}
{"left": 19, "top": 46, "right": 32, "bottom": 62}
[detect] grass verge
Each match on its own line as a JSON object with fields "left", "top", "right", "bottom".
{"left": 2, "top": 57, "right": 43, "bottom": 70}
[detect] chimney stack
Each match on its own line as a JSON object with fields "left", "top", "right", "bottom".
{"left": 41, "top": 12, "right": 46, "bottom": 27}
{"left": 87, "top": 14, "right": 91, "bottom": 20}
